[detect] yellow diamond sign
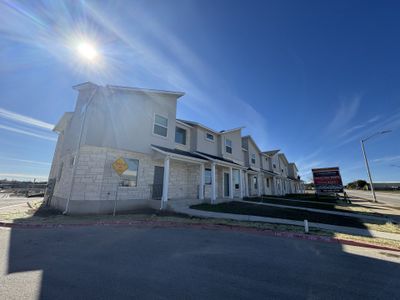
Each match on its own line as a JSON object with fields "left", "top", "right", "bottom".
{"left": 112, "top": 157, "right": 128, "bottom": 176}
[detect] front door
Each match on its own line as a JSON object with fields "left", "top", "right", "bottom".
{"left": 152, "top": 166, "right": 164, "bottom": 199}
{"left": 224, "top": 172, "right": 230, "bottom": 197}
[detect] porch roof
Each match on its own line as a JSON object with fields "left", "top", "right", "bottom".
{"left": 151, "top": 145, "right": 208, "bottom": 163}
{"left": 195, "top": 151, "right": 242, "bottom": 167}
{"left": 261, "top": 168, "right": 279, "bottom": 176}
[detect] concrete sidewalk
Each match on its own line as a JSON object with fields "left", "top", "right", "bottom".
{"left": 169, "top": 201, "right": 400, "bottom": 242}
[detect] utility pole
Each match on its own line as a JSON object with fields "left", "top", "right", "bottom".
{"left": 360, "top": 140, "right": 377, "bottom": 202}
{"left": 360, "top": 130, "right": 392, "bottom": 203}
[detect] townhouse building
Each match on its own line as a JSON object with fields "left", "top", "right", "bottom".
{"left": 46, "top": 82, "right": 304, "bottom": 214}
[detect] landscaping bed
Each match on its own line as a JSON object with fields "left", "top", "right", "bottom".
{"left": 243, "top": 197, "right": 382, "bottom": 217}
{"left": 265, "top": 193, "right": 344, "bottom": 204}
{"left": 191, "top": 201, "right": 389, "bottom": 229}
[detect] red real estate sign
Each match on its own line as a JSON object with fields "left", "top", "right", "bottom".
{"left": 312, "top": 167, "right": 343, "bottom": 193}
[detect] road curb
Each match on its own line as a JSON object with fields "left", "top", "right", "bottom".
{"left": 0, "top": 220, "right": 398, "bottom": 252}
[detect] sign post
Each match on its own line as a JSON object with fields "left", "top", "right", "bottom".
{"left": 112, "top": 157, "right": 128, "bottom": 216}
{"left": 312, "top": 167, "right": 343, "bottom": 195}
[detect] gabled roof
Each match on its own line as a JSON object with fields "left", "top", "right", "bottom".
{"left": 262, "top": 149, "right": 280, "bottom": 156}
{"left": 289, "top": 162, "right": 298, "bottom": 172}
{"left": 177, "top": 119, "right": 244, "bottom": 136}
{"left": 106, "top": 84, "right": 184, "bottom": 98}
{"left": 278, "top": 153, "right": 289, "bottom": 165}
{"left": 195, "top": 151, "right": 241, "bottom": 166}
{"left": 177, "top": 119, "right": 220, "bottom": 134}
{"left": 219, "top": 127, "right": 245, "bottom": 134}
{"left": 241, "top": 135, "right": 262, "bottom": 153}
{"left": 53, "top": 112, "right": 73, "bottom": 133}
{"left": 73, "top": 82, "right": 184, "bottom": 97}
{"left": 151, "top": 145, "right": 207, "bottom": 162}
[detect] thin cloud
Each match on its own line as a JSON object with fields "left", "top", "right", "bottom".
{"left": 337, "top": 109, "right": 400, "bottom": 147}
{"left": 0, "top": 108, "right": 54, "bottom": 130}
{"left": 372, "top": 155, "right": 400, "bottom": 163}
{"left": 339, "top": 114, "right": 381, "bottom": 138}
{"left": 0, "top": 124, "right": 56, "bottom": 141}
{"left": 326, "top": 95, "right": 361, "bottom": 134}
{"left": 0, "top": 157, "right": 51, "bottom": 166}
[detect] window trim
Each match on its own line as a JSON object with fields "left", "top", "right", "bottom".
{"left": 251, "top": 153, "right": 256, "bottom": 164}
{"left": 205, "top": 132, "right": 215, "bottom": 142}
{"left": 175, "top": 126, "right": 187, "bottom": 145}
{"left": 152, "top": 113, "right": 169, "bottom": 138}
{"left": 120, "top": 158, "right": 140, "bottom": 188}
{"left": 225, "top": 138, "right": 233, "bottom": 154}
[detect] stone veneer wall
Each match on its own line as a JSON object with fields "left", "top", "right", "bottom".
{"left": 51, "top": 145, "right": 204, "bottom": 213}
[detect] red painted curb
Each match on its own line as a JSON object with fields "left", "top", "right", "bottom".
{"left": 1, "top": 220, "right": 399, "bottom": 252}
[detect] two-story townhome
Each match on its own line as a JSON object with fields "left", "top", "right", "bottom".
{"left": 177, "top": 120, "right": 247, "bottom": 200}
{"left": 47, "top": 82, "right": 250, "bottom": 214}
{"left": 47, "top": 82, "right": 304, "bottom": 214}
{"left": 241, "top": 135, "right": 263, "bottom": 197}
{"left": 288, "top": 163, "right": 303, "bottom": 193}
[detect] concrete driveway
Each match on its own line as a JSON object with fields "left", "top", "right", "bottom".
{"left": 345, "top": 189, "right": 400, "bottom": 207}
{"left": 0, "top": 225, "right": 399, "bottom": 300}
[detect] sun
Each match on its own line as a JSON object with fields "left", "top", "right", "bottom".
{"left": 76, "top": 42, "right": 98, "bottom": 62}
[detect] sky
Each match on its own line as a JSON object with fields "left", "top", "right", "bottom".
{"left": 0, "top": 0, "right": 399, "bottom": 183}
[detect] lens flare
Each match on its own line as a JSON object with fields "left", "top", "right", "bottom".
{"left": 77, "top": 42, "right": 98, "bottom": 61}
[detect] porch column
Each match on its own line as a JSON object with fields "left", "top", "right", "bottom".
{"left": 257, "top": 173, "right": 262, "bottom": 196}
{"left": 245, "top": 172, "right": 249, "bottom": 197}
{"left": 211, "top": 163, "right": 216, "bottom": 204}
{"left": 161, "top": 156, "right": 170, "bottom": 210}
{"left": 229, "top": 167, "right": 234, "bottom": 199}
{"left": 199, "top": 163, "right": 205, "bottom": 200}
{"left": 239, "top": 169, "right": 244, "bottom": 199}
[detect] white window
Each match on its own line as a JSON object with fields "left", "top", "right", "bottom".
{"left": 153, "top": 114, "right": 168, "bottom": 137}
{"left": 251, "top": 154, "right": 256, "bottom": 164}
{"left": 175, "top": 127, "right": 186, "bottom": 145}
{"left": 120, "top": 158, "right": 139, "bottom": 187}
{"left": 225, "top": 138, "right": 232, "bottom": 154}
{"left": 206, "top": 132, "right": 214, "bottom": 141}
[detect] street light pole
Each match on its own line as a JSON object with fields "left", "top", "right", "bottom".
{"left": 360, "top": 130, "right": 392, "bottom": 203}
{"left": 360, "top": 139, "right": 377, "bottom": 202}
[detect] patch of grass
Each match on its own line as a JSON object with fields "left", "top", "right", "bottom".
{"left": 191, "top": 201, "right": 398, "bottom": 231}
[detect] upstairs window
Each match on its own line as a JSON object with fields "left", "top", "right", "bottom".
{"left": 153, "top": 114, "right": 168, "bottom": 137}
{"left": 273, "top": 164, "right": 276, "bottom": 169}
{"left": 175, "top": 127, "right": 187, "bottom": 145}
{"left": 206, "top": 132, "right": 214, "bottom": 141}
{"left": 251, "top": 154, "right": 256, "bottom": 164}
{"left": 225, "top": 138, "right": 232, "bottom": 154}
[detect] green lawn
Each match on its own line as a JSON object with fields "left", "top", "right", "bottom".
{"left": 191, "top": 201, "right": 388, "bottom": 229}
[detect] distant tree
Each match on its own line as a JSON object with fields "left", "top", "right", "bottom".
{"left": 346, "top": 180, "right": 368, "bottom": 189}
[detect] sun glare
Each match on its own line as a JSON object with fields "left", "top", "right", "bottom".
{"left": 77, "top": 42, "right": 98, "bottom": 62}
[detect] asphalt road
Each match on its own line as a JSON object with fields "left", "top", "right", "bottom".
{"left": 0, "top": 226, "right": 399, "bottom": 300}
{"left": 345, "top": 189, "right": 400, "bottom": 207}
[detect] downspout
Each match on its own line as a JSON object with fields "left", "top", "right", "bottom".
{"left": 63, "top": 86, "right": 99, "bottom": 214}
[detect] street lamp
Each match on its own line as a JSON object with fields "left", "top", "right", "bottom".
{"left": 360, "top": 130, "right": 392, "bottom": 202}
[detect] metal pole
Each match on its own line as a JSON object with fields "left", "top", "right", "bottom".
{"left": 113, "top": 185, "right": 119, "bottom": 216}
{"left": 360, "top": 140, "right": 377, "bottom": 202}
